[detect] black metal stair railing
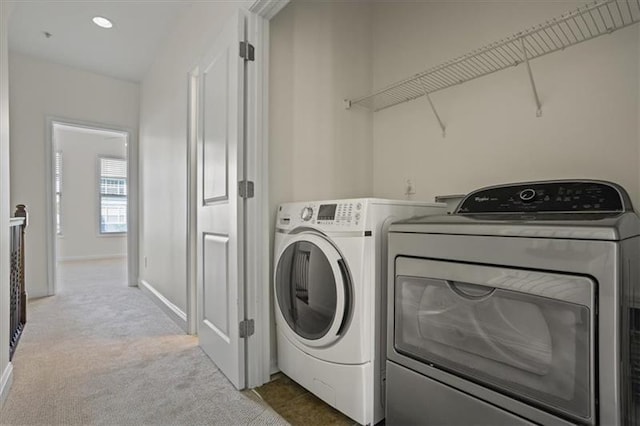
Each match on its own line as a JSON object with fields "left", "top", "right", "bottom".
{"left": 9, "top": 204, "right": 27, "bottom": 360}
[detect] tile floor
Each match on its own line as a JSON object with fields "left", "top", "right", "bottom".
{"left": 254, "top": 374, "right": 357, "bottom": 426}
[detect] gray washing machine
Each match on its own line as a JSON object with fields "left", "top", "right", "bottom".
{"left": 386, "top": 180, "right": 640, "bottom": 425}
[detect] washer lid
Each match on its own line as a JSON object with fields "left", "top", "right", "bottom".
{"left": 390, "top": 211, "right": 640, "bottom": 241}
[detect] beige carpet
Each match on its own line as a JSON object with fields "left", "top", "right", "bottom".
{"left": 0, "top": 259, "right": 288, "bottom": 426}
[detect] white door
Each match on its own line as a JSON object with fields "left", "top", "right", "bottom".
{"left": 196, "top": 11, "right": 248, "bottom": 390}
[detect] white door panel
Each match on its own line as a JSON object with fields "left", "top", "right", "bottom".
{"left": 203, "top": 48, "right": 229, "bottom": 203}
{"left": 196, "top": 10, "right": 246, "bottom": 390}
{"left": 203, "top": 234, "right": 230, "bottom": 340}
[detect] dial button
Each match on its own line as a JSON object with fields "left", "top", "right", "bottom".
{"left": 301, "top": 207, "right": 313, "bottom": 221}
{"left": 519, "top": 188, "right": 536, "bottom": 203}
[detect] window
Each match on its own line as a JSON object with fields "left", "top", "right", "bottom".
{"left": 55, "top": 151, "right": 62, "bottom": 234}
{"left": 99, "top": 157, "right": 127, "bottom": 234}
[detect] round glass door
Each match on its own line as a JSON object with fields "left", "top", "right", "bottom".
{"left": 275, "top": 234, "right": 350, "bottom": 346}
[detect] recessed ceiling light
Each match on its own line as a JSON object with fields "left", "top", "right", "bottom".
{"left": 92, "top": 16, "right": 113, "bottom": 29}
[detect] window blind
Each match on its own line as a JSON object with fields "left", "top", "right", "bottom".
{"left": 100, "top": 158, "right": 127, "bottom": 178}
{"left": 55, "top": 151, "right": 62, "bottom": 193}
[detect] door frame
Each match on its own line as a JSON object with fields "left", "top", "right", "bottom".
{"left": 45, "top": 116, "right": 139, "bottom": 294}
{"left": 185, "top": 0, "right": 289, "bottom": 389}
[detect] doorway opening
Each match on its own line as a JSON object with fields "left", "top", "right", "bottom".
{"left": 47, "top": 120, "right": 137, "bottom": 295}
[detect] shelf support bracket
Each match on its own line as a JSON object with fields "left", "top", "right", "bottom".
{"left": 419, "top": 78, "right": 446, "bottom": 137}
{"left": 519, "top": 37, "right": 542, "bottom": 117}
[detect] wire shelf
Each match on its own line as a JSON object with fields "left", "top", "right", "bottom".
{"left": 347, "top": 0, "right": 640, "bottom": 113}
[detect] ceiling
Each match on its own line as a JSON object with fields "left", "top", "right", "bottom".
{"left": 8, "top": 1, "right": 192, "bottom": 82}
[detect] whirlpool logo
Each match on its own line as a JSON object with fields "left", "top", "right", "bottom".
{"left": 474, "top": 196, "right": 490, "bottom": 202}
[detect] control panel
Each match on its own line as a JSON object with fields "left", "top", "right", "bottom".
{"left": 278, "top": 201, "right": 364, "bottom": 228}
{"left": 457, "top": 181, "right": 631, "bottom": 215}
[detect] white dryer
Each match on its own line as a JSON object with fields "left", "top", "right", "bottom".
{"left": 273, "top": 198, "right": 446, "bottom": 425}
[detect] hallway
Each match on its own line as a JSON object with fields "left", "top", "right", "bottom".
{"left": 0, "top": 259, "right": 286, "bottom": 425}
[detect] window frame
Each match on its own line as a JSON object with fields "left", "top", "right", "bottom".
{"left": 97, "top": 155, "right": 128, "bottom": 235}
{"left": 55, "top": 150, "right": 63, "bottom": 235}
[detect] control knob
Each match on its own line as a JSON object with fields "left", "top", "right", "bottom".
{"left": 519, "top": 188, "right": 537, "bottom": 203}
{"left": 301, "top": 206, "right": 313, "bottom": 221}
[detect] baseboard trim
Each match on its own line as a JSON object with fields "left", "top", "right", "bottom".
{"left": 0, "top": 362, "right": 14, "bottom": 410}
{"left": 57, "top": 254, "right": 127, "bottom": 262}
{"left": 139, "top": 279, "right": 188, "bottom": 332}
{"left": 27, "top": 290, "right": 48, "bottom": 300}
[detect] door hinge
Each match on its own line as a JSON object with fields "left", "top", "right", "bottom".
{"left": 239, "top": 41, "right": 255, "bottom": 61}
{"left": 239, "top": 180, "right": 254, "bottom": 199}
{"left": 239, "top": 319, "right": 255, "bottom": 338}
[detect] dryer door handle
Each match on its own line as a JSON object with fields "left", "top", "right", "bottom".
{"left": 336, "top": 258, "right": 353, "bottom": 336}
{"left": 447, "top": 280, "right": 495, "bottom": 301}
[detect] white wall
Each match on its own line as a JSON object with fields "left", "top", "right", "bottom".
{"left": 0, "top": 0, "right": 15, "bottom": 410}
{"left": 269, "top": 0, "right": 373, "bottom": 213}
{"left": 55, "top": 126, "right": 127, "bottom": 261}
{"left": 8, "top": 52, "right": 139, "bottom": 298}
{"left": 139, "top": 2, "right": 242, "bottom": 321}
{"left": 371, "top": 1, "right": 640, "bottom": 206}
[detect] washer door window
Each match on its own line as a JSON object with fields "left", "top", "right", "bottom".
{"left": 275, "top": 234, "right": 350, "bottom": 347}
